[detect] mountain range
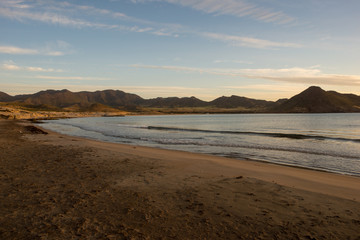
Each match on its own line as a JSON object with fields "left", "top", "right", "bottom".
{"left": 1, "top": 86, "right": 360, "bottom": 113}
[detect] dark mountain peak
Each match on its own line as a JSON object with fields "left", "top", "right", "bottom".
{"left": 144, "top": 96, "right": 207, "bottom": 108}
{"left": 39, "top": 89, "right": 71, "bottom": 94}
{"left": 0, "top": 91, "right": 13, "bottom": 102}
{"left": 94, "top": 89, "right": 125, "bottom": 94}
{"left": 301, "top": 86, "right": 326, "bottom": 95}
{"left": 216, "top": 95, "right": 244, "bottom": 99}
{"left": 306, "top": 85, "right": 323, "bottom": 91}
{"left": 35, "top": 89, "right": 76, "bottom": 97}
{"left": 210, "top": 95, "right": 274, "bottom": 109}
{"left": 275, "top": 86, "right": 360, "bottom": 113}
{"left": 292, "top": 86, "right": 327, "bottom": 103}
{"left": 59, "top": 89, "right": 72, "bottom": 93}
{"left": 30, "top": 89, "right": 74, "bottom": 99}
{"left": 57, "top": 89, "right": 70, "bottom": 92}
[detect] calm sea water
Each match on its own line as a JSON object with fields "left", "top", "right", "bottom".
{"left": 41, "top": 113, "right": 360, "bottom": 176}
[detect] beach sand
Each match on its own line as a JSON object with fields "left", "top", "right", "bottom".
{"left": 1, "top": 119, "right": 359, "bottom": 239}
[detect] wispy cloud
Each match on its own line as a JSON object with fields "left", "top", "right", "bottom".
{"left": 26, "top": 67, "right": 62, "bottom": 72}
{"left": 0, "top": 45, "right": 39, "bottom": 55}
{"left": 0, "top": 3, "right": 113, "bottom": 29}
{"left": 214, "top": 59, "right": 253, "bottom": 65}
{"left": 41, "top": 40, "right": 73, "bottom": 56}
{"left": 131, "top": 64, "right": 360, "bottom": 87}
{"left": 255, "top": 75, "right": 360, "bottom": 86}
{"left": 219, "top": 83, "right": 310, "bottom": 101}
{"left": 152, "top": 29, "right": 180, "bottom": 37}
{"left": 2, "top": 62, "right": 21, "bottom": 70}
{"left": 240, "top": 68, "right": 360, "bottom": 86}
{"left": 222, "top": 84, "right": 308, "bottom": 93}
{"left": 0, "top": 41, "right": 71, "bottom": 56}
{"left": 132, "top": 0, "right": 295, "bottom": 24}
{"left": 202, "top": 32, "right": 302, "bottom": 49}
{"left": 0, "top": 1, "right": 298, "bottom": 48}
{"left": 0, "top": 0, "right": 181, "bottom": 37}
{"left": 2, "top": 61, "right": 63, "bottom": 72}
{"left": 35, "top": 75, "right": 113, "bottom": 81}
{"left": 131, "top": 64, "right": 209, "bottom": 74}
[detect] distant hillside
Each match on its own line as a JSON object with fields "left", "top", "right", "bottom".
{"left": 0, "top": 91, "right": 13, "bottom": 102}
{"left": 19, "top": 89, "right": 144, "bottom": 108}
{"left": 274, "top": 86, "right": 360, "bottom": 113}
{"left": 143, "top": 96, "right": 208, "bottom": 108}
{"left": 1, "top": 86, "right": 360, "bottom": 113}
{"left": 210, "top": 95, "right": 275, "bottom": 109}
{"left": 0, "top": 89, "right": 276, "bottom": 112}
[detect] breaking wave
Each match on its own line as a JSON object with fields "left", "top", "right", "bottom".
{"left": 147, "top": 126, "right": 360, "bottom": 143}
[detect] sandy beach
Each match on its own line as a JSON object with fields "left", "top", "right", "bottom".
{"left": 1, "top": 119, "right": 360, "bottom": 239}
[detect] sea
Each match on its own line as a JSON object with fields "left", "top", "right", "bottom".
{"left": 40, "top": 113, "right": 360, "bottom": 176}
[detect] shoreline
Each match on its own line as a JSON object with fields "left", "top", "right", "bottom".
{"left": 30, "top": 120, "right": 360, "bottom": 201}
{"left": 2, "top": 104, "right": 360, "bottom": 121}
{"left": 1, "top": 119, "right": 360, "bottom": 239}
{"left": 28, "top": 119, "right": 360, "bottom": 202}
{"left": 38, "top": 116, "right": 360, "bottom": 178}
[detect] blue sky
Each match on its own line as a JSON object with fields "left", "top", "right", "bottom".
{"left": 1, "top": 0, "right": 359, "bottom": 100}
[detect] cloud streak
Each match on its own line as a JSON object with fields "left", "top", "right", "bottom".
{"left": 132, "top": 0, "right": 295, "bottom": 24}
{"left": 0, "top": 4, "right": 115, "bottom": 29}
{"left": 202, "top": 32, "right": 302, "bottom": 49}
{"left": 34, "top": 75, "right": 114, "bottom": 81}
{"left": 0, "top": 1, "right": 299, "bottom": 49}
{"left": 0, "top": 0, "right": 181, "bottom": 37}
{"left": 2, "top": 61, "right": 63, "bottom": 72}
{"left": 214, "top": 59, "right": 253, "bottom": 65}
{"left": 131, "top": 64, "right": 360, "bottom": 87}
{"left": 2, "top": 62, "right": 21, "bottom": 71}
{"left": 0, "top": 43, "right": 69, "bottom": 56}
{"left": 0, "top": 45, "right": 39, "bottom": 55}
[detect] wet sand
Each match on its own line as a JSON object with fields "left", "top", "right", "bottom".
{"left": 1, "top": 119, "right": 360, "bottom": 239}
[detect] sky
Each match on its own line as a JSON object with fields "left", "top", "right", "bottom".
{"left": 1, "top": 0, "right": 360, "bottom": 101}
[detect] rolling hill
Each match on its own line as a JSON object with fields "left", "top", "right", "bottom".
{"left": 210, "top": 95, "right": 275, "bottom": 109}
{"left": 0, "top": 91, "right": 12, "bottom": 102}
{"left": 20, "top": 89, "right": 144, "bottom": 108}
{"left": 1, "top": 86, "right": 360, "bottom": 113}
{"left": 143, "top": 96, "right": 208, "bottom": 108}
{"left": 274, "top": 86, "right": 360, "bottom": 113}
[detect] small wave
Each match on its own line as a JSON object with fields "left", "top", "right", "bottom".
{"left": 117, "top": 124, "right": 148, "bottom": 129}
{"left": 152, "top": 138, "right": 360, "bottom": 160}
{"left": 147, "top": 126, "right": 360, "bottom": 143}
